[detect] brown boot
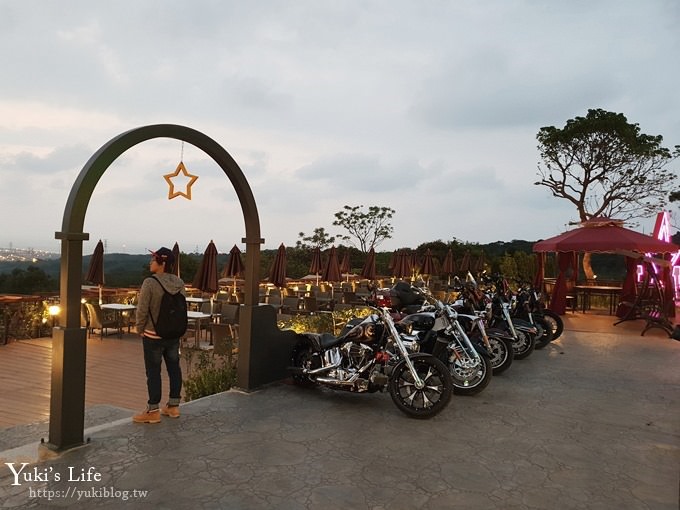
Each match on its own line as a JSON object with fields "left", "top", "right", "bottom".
{"left": 161, "top": 405, "right": 180, "bottom": 418}
{"left": 132, "top": 408, "right": 161, "bottom": 424}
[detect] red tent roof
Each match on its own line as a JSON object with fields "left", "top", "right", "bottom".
{"left": 533, "top": 222, "right": 679, "bottom": 253}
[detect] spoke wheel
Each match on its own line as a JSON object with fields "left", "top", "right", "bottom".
{"left": 450, "top": 350, "right": 492, "bottom": 396}
{"left": 389, "top": 355, "right": 452, "bottom": 419}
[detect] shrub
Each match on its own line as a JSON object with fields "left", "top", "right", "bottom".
{"left": 181, "top": 348, "right": 235, "bottom": 401}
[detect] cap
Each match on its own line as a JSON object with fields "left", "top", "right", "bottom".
{"left": 149, "top": 247, "right": 175, "bottom": 266}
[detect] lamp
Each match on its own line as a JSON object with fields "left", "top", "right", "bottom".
{"left": 48, "top": 304, "right": 61, "bottom": 337}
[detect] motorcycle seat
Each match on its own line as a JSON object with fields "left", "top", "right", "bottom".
{"left": 319, "top": 332, "right": 345, "bottom": 349}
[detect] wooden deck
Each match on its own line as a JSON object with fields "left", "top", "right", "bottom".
{"left": 0, "top": 333, "right": 151, "bottom": 429}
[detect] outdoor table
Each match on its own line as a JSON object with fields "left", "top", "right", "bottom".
{"left": 186, "top": 296, "right": 211, "bottom": 311}
{"left": 187, "top": 310, "right": 212, "bottom": 347}
{"left": 100, "top": 303, "right": 137, "bottom": 338}
{"left": 574, "top": 285, "right": 622, "bottom": 315}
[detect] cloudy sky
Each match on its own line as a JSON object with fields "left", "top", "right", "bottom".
{"left": 1, "top": 0, "right": 678, "bottom": 256}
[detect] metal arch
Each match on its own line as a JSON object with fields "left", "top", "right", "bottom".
{"left": 49, "top": 124, "right": 264, "bottom": 451}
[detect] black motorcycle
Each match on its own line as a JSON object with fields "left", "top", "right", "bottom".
{"left": 393, "top": 286, "right": 493, "bottom": 396}
{"left": 289, "top": 305, "right": 453, "bottom": 419}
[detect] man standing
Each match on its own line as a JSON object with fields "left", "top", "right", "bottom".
{"left": 133, "top": 247, "right": 186, "bottom": 423}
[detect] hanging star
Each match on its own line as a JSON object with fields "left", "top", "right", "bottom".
{"left": 164, "top": 161, "right": 198, "bottom": 200}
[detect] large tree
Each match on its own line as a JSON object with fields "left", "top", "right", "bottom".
{"left": 535, "top": 108, "right": 678, "bottom": 222}
{"left": 535, "top": 109, "right": 679, "bottom": 277}
{"left": 333, "top": 205, "right": 395, "bottom": 253}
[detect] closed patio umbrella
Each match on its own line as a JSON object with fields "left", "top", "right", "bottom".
{"left": 473, "top": 251, "right": 487, "bottom": 275}
{"left": 309, "top": 247, "right": 322, "bottom": 286}
{"left": 419, "top": 248, "right": 436, "bottom": 285}
{"left": 192, "top": 240, "right": 219, "bottom": 294}
{"left": 360, "top": 247, "right": 376, "bottom": 281}
{"left": 222, "top": 244, "right": 245, "bottom": 294}
{"left": 269, "top": 243, "right": 288, "bottom": 288}
{"left": 410, "top": 250, "right": 420, "bottom": 279}
{"left": 392, "top": 249, "right": 411, "bottom": 280}
{"left": 322, "top": 246, "right": 342, "bottom": 283}
{"left": 458, "top": 250, "right": 471, "bottom": 275}
{"left": 339, "top": 249, "right": 351, "bottom": 280}
{"left": 171, "top": 242, "right": 181, "bottom": 277}
{"left": 85, "top": 239, "right": 105, "bottom": 304}
{"left": 441, "top": 248, "right": 456, "bottom": 285}
{"left": 420, "top": 248, "right": 436, "bottom": 275}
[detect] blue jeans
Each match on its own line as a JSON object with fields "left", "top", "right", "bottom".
{"left": 143, "top": 336, "right": 182, "bottom": 409}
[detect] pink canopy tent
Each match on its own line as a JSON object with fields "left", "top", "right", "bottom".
{"left": 533, "top": 218, "right": 679, "bottom": 315}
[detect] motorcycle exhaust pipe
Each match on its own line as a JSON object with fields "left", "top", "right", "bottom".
{"left": 304, "top": 361, "right": 342, "bottom": 375}
{"left": 315, "top": 377, "right": 355, "bottom": 386}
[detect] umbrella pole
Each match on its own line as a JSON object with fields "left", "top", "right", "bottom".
{"left": 98, "top": 285, "right": 103, "bottom": 305}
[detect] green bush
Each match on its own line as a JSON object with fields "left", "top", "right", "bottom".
{"left": 277, "top": 306, "right": 372, "bottom": 335}
{"left": 181, "top": 348, "right": 236, "bottom": 401}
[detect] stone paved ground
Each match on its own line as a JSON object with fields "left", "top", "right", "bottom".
{"left": 0, "top": 315, "right": 678, "bottom": 509}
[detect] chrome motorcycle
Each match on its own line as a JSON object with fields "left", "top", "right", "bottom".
{"left": 396, "top": 287, "right": 493, "bottom": 396}
{"left": 289, "top": 305, "right": 453, "bottom": 419}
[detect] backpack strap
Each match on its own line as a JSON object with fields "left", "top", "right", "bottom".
{"left": 148, "top": 276, "right": 169, "bottom": 330}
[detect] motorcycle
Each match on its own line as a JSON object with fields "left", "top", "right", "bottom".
{"left": 511, "top": 282, "right": 554, "bottom": 349}
{"left": 463, "top": 274, "right": 537, "bottom": 360}
{"left": 289, "top": 304, "right": 453, "bottom": 419}
{"left": 395, "top": 286, "right": 493, "bottom": 396}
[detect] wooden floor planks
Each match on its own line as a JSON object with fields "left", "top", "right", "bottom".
{"left": 0, "top": 334, "right": 150, "bottom": 429}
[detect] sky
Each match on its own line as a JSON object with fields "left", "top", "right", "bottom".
{"left": 1, "top": 0, "right": 678, "bottom": 256}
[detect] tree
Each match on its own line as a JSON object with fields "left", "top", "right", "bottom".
{"left": 332, "top": 205, "right": 395, "bottom": 253}
{"left": 536, "top": 109, "right": 678, "bottom": 222}
{"left": 295, "top": 227, "right": 336, "bottom": 250}
{"left": 535, "top": 108, "right": 679, "bottom": 277}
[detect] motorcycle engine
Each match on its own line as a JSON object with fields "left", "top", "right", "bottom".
{"left": 343, "top": 342, "right": 373, "bottom": 370}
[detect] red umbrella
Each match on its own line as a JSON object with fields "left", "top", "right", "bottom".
{"left": 309, "top": 247, "right": 322, "bottom": 286}
{"left": 171, "top": 242, "right": 181, "bottom": 277}
{"left": 85, "top": 239, "right": 105, "bottom": 304}
{"left": 410, "top": 250, "right": 420, "bottom": 278}
{"left": 360, "top": 247, "right": 376, "bottom": 281}
{"left": 458, "top": 250, "right": 471, "bottom": 274}
{"left": 392, "top": 250, "right": 411, "bottom": 279}
{"left": 419, "top": 248, "right": 436, "bottom": 276}
{"left": 339, "top": 250, "right": 351, "bottom": 276}
{"left": 322, "top": 246, "right": 342, "bottom": 283}
{"left": 269, "top": 244, "right": 288, "bottom": 288}
{"left": 441, "top": 249, "right": 456, "bottom": 285}
{"left": 473, "top": 251, "right": 487, "bottom": 274}
{"left": 222, "top": 244, "right": 245, "bottom": 293}
{"left": 192, "top": 240, "right": 219, "bottom": 294}
{"left": 388, "top": 251, "right": 397, "bottom": 272}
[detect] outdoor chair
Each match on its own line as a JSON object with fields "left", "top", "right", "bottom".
{"left": 85, "top": 303, "right": 117, "bottom": 339}
{"left": 220, "top": 303, "right": 240, "bottom": 325}
{"left": 210, "top": 323, "right": 237, "bottom": 368}
{"left": 267, "top": 294, "right": 282, "bottom": 311}
{"left": 281, "top": 296, "right": 302, "bottom": 315}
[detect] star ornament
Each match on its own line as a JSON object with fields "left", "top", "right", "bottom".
{"left": 164, "top": 162, "right": 199, "bottom": 200}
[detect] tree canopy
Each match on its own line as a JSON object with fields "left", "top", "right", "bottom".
{"left": 333, "top": 205, "right": 395, "bottom": 253}
{"left": 535, "top": 108, "right": 679, "bottom": 224}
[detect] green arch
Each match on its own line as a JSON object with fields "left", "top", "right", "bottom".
{"left": 49, "top": 124, "right": 264, "bottom": 451}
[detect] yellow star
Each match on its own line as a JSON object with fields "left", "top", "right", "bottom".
{"left": 164, "top": 162, "right": 199, "bottom": 200}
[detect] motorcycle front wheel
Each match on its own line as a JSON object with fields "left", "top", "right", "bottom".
{"left": 510, "top": 326, "right": 535, "bottom": 360}
{"left": 450, "top": 350, "right": 492, "bottom": 396}
{"left": 533, "top": 317, "right": 554, "bottom": 349}
{"left": 484, "top": 332, "right": 514, "bottom": 375}
{"left": 388, "top": 355, "right": 453, "bottom": 419}
{"left": 541, "top": 310, "right": 564, "bottom": 340}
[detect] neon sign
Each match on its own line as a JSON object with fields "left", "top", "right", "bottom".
{"left": 637, "top": 211, "right": 680, "bottom": 300}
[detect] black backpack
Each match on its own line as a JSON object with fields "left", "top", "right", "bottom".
{"left": 149, "top": 276, "right": 188, "bottom": 339}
